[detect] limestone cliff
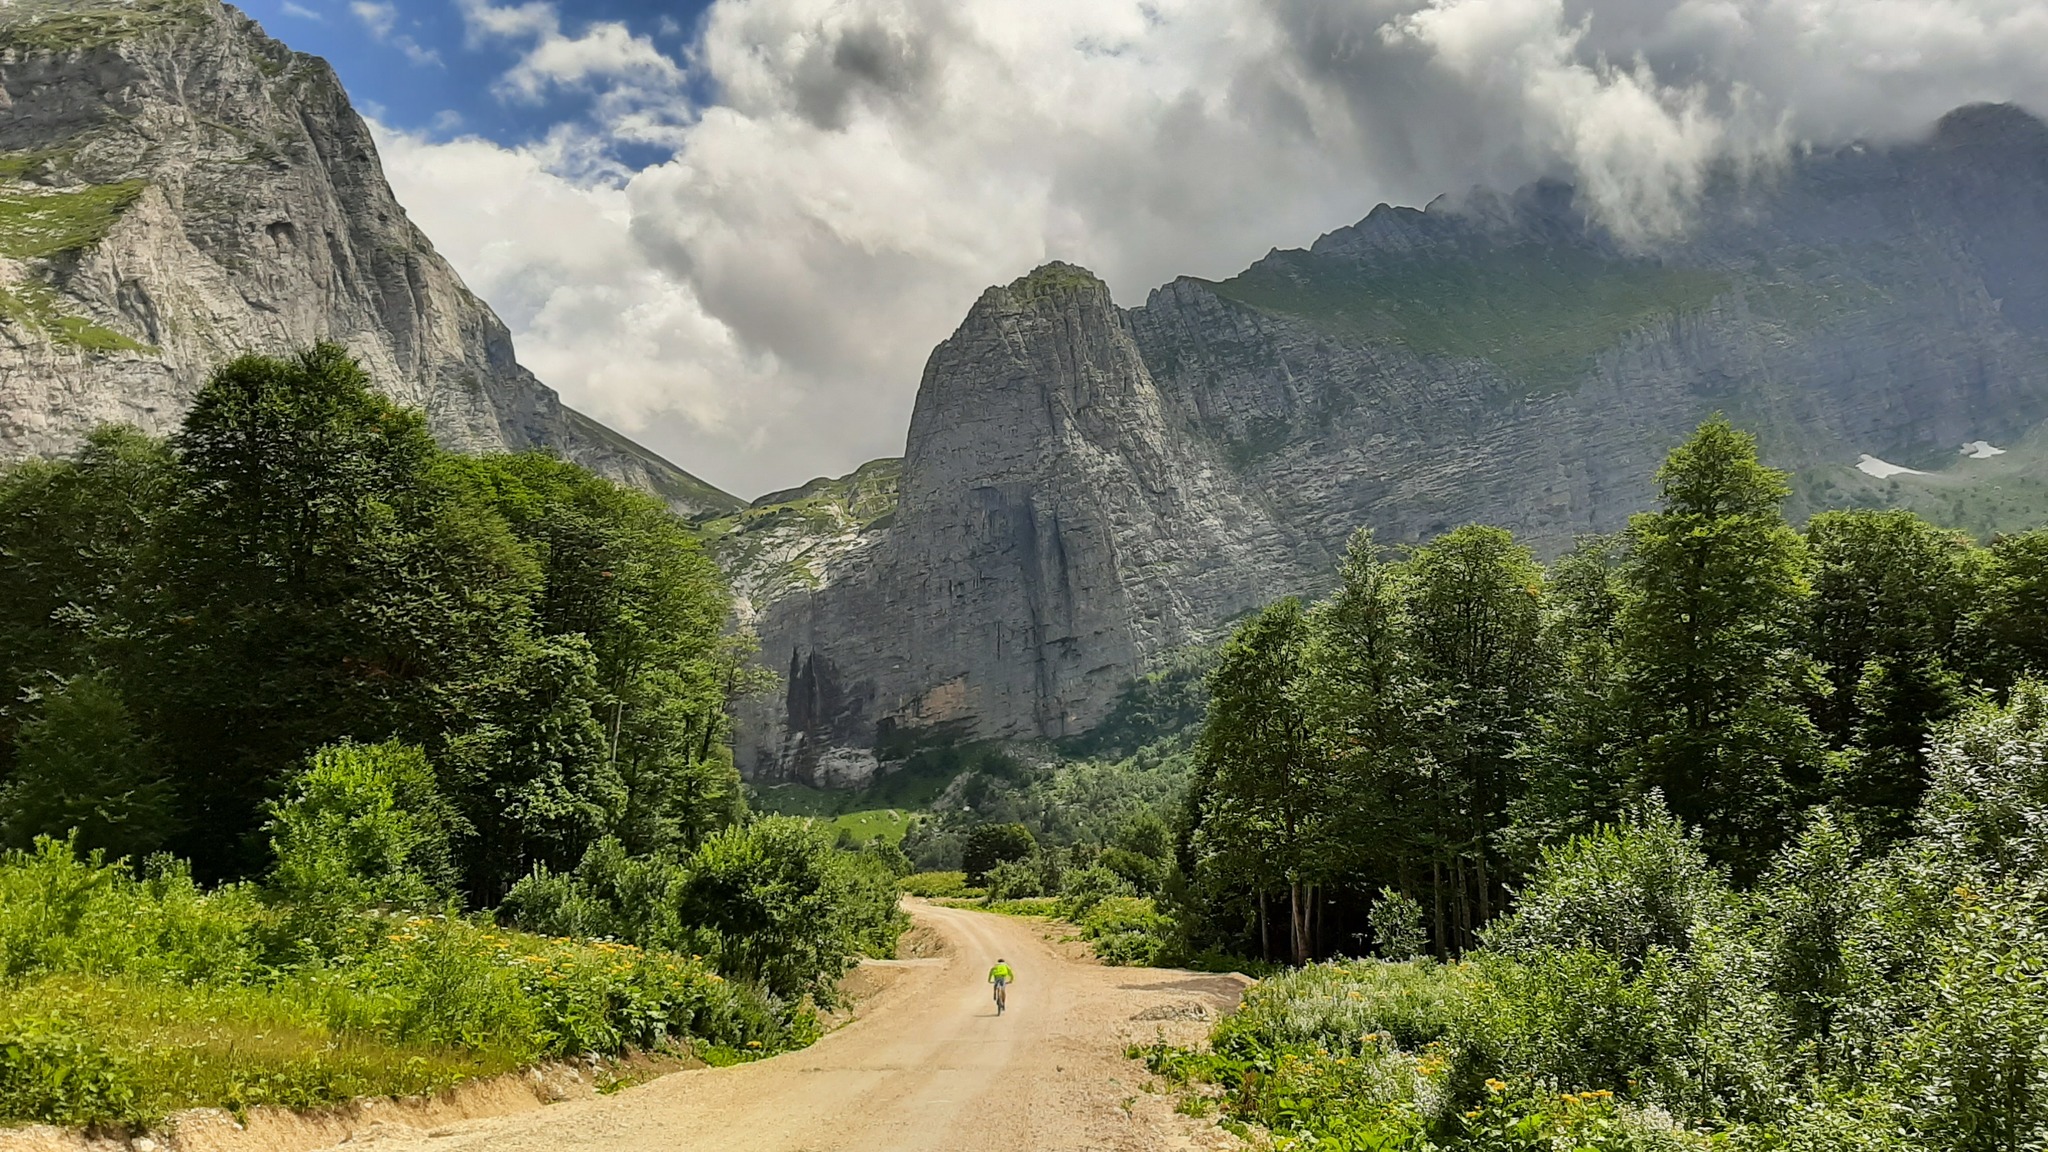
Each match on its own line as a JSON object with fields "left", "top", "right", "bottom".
{"left": 738, "top": 103, "right": 2048, "bottom": 783}
{"left": 0, "top": 0, "right": 736, "bottom": 515}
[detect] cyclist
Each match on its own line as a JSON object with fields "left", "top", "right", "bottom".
{"left": 988, "top": 958, "right": 1014, "bottom": 1015}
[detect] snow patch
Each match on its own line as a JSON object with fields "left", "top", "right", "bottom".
{"left": 1857, "top": 454, "right": 1926, "bottom": 479}
{"left": 1962, "top": 440, "right": 2008, "bottom": 459}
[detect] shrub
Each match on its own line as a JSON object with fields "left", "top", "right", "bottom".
{"left": 266, "top": 741, "right": 463, "bottom": 921}
{"left": 1917, "top": 681, "right": 2048, "bottom": 881}
{"left": 961, "top": 822, "right": 1036, "bottom": 886}
{"left": 1213, "top": 960, "right": 1467, "bottom": 1058}
{"left": 1458, "top": 806, "right": 1786, "bottom": 1123}
{"left": 0, "top": 839, "right": 811, "bottom": 1127}
{"left": 1369, "top": 888, "right": 1428, "bottom": 961}
{"left": 0, "top": 676, "right": 179, "bottom": 860}
{"left": 500, "top": 836, "right": 682, "bottom": 944}
{"left": 1057, "top": 864, "right": 1135, "bottom": 919}
{"left": 676, "top": 817, "right": 904, "bottom": 1003}
{"left": 0, "top": 1015, "right": 140, "bottom": 1129}
{"left": 899, "top": 870, "right": 971, "bottom": 898}
{"left": 1080, "top": 896, "right": 1171, "bottom": 966}
{"left": 1097, "top": 846, "right": 1163, "bottom": 894}
{"left": 981, "top": 858, "right": 1047, "bottom": 901}
{"left": 0, "top": 838, "right": 261, "bottom": 983}
{"left": 1484, "top": 800, "right": 1734, "bottom": 971}
{"left": 1885, "top": 883, "right": 2048, "bottom": 1152}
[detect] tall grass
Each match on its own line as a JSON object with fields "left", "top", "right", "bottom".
{"left": 0, "top": 841, "right": 805, "bottom": 1129}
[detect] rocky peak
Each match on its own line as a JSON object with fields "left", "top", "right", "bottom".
{"left": 736, "top": 105, "right": 2048, "bottom": 784}
{"left": 0, "top": 0, "right": 737, "bottom": 515}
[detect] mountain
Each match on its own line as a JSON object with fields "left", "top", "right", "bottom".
{"left": 0, "top": 0, "right": 739, "bottom": 515}
{"left": 724, "top": 102, "right": 2048, "bottom": 784}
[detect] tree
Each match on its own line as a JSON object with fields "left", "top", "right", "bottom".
{"left": 446, "top": 453, "right": 758, "bottom": 857}
{"left": 0, "top": 676, "right": 178, "bottom": 860}
{"left": 0, "top": 428, "right": 174, "bottom": 774}
{"left": 962, "top": 822, "right": 1037, "bottom": 885}
{"left": 134, "top": 345, "right": 537, "bottom": 878}
{"left": 441, "top": 634, "right": 616, "bottom": 899}
{"left": 1509, "top": 534, "right": 1632, "bottom": 860}
{"left": 1976, "top": 529, "right": 2048, "bottom": 686}
{"left": 1194, "top": 598, "right": 1335, "bottom": 964}
{"left": 1806, "top": 510, "right": 1989, "bottom": 841}
{"left": 1396, "top": 525, "right": 1550, "bottom": 951}
{"left": 1616, "top": 417, "right": 1825, "bottom": 876}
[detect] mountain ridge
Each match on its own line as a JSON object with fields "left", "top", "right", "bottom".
{"left": 0, "top": 0, "right": 740, "bottom": 515}
{"left": 728, "top": 101, "right": 2048, "bottom": 784}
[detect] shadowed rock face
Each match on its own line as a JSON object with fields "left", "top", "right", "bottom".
{"left": 0, "top": 0, "right": 736, "bottom": 515}
{"left": 730, "top": 103, "right": 2048, "bottom": 784}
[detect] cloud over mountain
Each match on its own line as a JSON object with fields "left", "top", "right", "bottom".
{"left": 375, "top": 0, "right": 2048, "bottom": 497}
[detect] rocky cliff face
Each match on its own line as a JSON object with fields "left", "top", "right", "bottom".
{"left": 0, "top": 0, "right": 736, "bottom": 515}
{"left": 734, "top": 103, "right": 2048, "bottom": 784}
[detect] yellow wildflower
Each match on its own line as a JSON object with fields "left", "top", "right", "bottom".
{"left": 1485, "top": 1078, "right": 1507, "bottom": 1093}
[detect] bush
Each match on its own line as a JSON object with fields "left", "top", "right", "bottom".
{"left": 1058, "top": 864, "right": 1135, "bottom": 919}
{"left": 1213, "top": 960, "right": 1467, "bottom": 1058}
{"left": 1458, "top": 805, "right": 1786, "bottom": 1123}
{"left": 1885, "top": 883, "right": 2048, "bottom": 1151}
{"left": 676, "top": 817, "right": 904, "bottom": 1003}
{"left": 266, "top": 742, "right": 463, "bottom": 922}
{"left": 899, "top": 870, "right": 972, "bottom": 898}
{"left": 1369, "top": 888, "right": 1428, "bottom": 961}
{"left": 0, "top": 1016, "right": 140, "bottom": 1129}
{"left": 500, "top": 836, "right": 682, "bottom": 944}
{"left": 0, "top": 838, "right": 262, "bottom": 983}
{"left": 0, "top": 839, "right": 807, "bottom": 1127}
{"left": 0, "top": 676, "right": 179, "bottom": 861}
{"left": 1485, "top": 800, "right": 1733, "bottom": 970}
{"left": 981, "top": 857, "right": 1047, "bottom": 901}
{"left": 962, "top": 822, "right": 1036, "bottom": 886}
{"left": 1079, "top": 896, "right": 1171, "bottom": 966}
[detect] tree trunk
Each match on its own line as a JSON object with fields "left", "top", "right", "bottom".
{"left": 1431, "top": 860, "right": 1447, "bottom": 959}
{"left": 1290, "top": 881, "right": 1310, "bottom": 965}
{"left": 1258, "top": 890, "right": 1270, "bottom": 962}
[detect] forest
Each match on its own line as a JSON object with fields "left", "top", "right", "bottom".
{"left": 0, "top": 347, "right": 900, "bottom": 1127}
{"left": 1141, "top": 417, "right": 2048, "bottom": 1149}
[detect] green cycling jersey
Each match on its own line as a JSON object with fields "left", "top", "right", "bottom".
{"left": 988, "top": 963, "right": 1014, "bottom": 983}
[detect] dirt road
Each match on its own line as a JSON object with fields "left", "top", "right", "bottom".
{"left": 330, "top": 901, "right": 1246, "bottom": 1152}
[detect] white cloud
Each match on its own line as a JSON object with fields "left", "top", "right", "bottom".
{"left": 348, "top": 0, "right": 392, "bottom": 37}
{"left": 281, "top": 1, "right": 324, "bottom": 22}
{"left": 350, "top": 0, "right": 441, "bottom": 65}
{"left": 375, "top": 0, "right": 2048, "bottom": 498}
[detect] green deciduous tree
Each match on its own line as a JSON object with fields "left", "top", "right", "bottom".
{"left": 1616, "top": 417, "right": 1826, "bottom": 877}
{"left": 134, "top": 346, "right": 537, "bottom": 878}
{"left": 962, "top": 822, "right": 1037, "bottom": 885}
{"left": 1397, "top": 525, "right": 1550, "bottom": 952}
{"left": 0, "top": 428, "right": 174, "bottom": 773}
{"left": 1806, "top": 510, "right": 1990, "bottom": 841}
{"left": 1195, "top": 598, "right": 1337, "bottom": 964}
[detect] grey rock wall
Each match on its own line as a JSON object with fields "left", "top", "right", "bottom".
{"left": 0, "top": 0, "right": 735, "bottom": 514}
{"left": 736, "top": 103, "right": 2048, "bottom": 784}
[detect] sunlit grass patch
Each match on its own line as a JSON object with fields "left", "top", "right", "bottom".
{"left": 0, "top": 180, "right": 146, "bottom": 259}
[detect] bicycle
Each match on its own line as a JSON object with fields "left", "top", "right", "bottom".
{"left": 992, "top": 979, "right": 1007, "bottom": 1015}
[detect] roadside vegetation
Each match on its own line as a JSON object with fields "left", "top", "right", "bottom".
{"left": 0, "top": 346, "right": 902, "bottom": 1130}
{"left": 1133, "top": 417, "right": 2048, "bottom": 1148}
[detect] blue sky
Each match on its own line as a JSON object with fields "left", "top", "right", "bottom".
{"left": 240, "top": 0, "right": 708, "bottom": 165}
